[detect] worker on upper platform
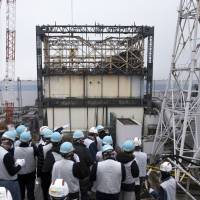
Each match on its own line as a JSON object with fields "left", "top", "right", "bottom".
{"left": 148, "top": 161, "right": 176, "bottom": 200}
{"left": 133, "top": 137, "right": 147, "bottom": 200}
{"left": 116, "top": 140, "right": 139, "bottom": 200}
{"left": 49, "top": 179, "right": 69, "bottom": 200}
{"left": 90, "top": 144, "right": 125, "bottom": 200}
{"left": 0, "top": 131, "right": 25, "bottom": 200}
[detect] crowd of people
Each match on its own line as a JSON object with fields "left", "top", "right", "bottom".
{"left": 0, "top": 124, "right": 176, "bottom": 200}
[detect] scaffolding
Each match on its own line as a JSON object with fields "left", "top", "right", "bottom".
{"left": 36, "top": 24, "right": 154, "bottom": 124}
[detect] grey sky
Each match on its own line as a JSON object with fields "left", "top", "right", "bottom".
{"left": 0, "top": 0, "right": 179, "bottom": 80}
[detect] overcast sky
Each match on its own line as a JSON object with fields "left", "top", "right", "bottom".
{"left": 0, "top": 0, "right": 179, "bottom": 80}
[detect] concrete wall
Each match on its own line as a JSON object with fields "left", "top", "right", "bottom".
{"left": 44, "top": 75, "right": 144, "bottom": 98}
{"left": 46, "top": 107, "right": 144, "bottom": 131}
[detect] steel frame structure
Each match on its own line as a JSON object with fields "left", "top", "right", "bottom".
{"left": 36, "top": 24, "right": 154, "bottom": 122}
{"left": 152, "top": 0, "right": 200, "bottom": 198}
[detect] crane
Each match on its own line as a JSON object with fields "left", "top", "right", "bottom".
{"left": 0, "top": 0, "right": 16, "bottom": 124}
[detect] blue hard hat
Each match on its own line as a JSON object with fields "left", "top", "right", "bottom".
{"left": 16, "top": 125, "right": 27, "bottom": 136}
{"left": 20, "top": 131, "right": 32, "bottom": 142}
{"left": 12, "top": 130, "right": 17, "bottom": 139}
{"left": 96, "top": 125, "right": 104, "bottom": 132}
{"left": 73, "top": 130, "right": 84, "bottom": 139}
{"left": 122, "top": 140, "right": 135, "bottom": 152}
{"left": 60, "top": 142, "right": 74, "bottom": 154}
{"left": 51, "top": 132, "right": 62, "bottom": 142}
{"left": 43, "top": 128, "right": 53, "bottom": 138}
{"left": 2, "top": 130, "right": 16, "bottom": 142}
{"left": 102, "top": 135, "right": 113, "bottom": 145}
{"left": 102, "top": 144, "right": 113, "bottom": 153}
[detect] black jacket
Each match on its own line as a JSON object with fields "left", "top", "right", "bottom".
{"left": 116, "top": 152, "right": 139, "bottom": 191}
{"left": 73, "top": 142, "right": 93, "bottom": 176}
{"left": 42, "top": 145, "right": 60, "bottom": 173}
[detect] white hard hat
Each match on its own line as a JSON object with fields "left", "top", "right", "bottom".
{"left": 49, "top": 179, "right": 69, "bottom": 198}
{"left": 89, "top": 127, "right": 98, "bottom": 134}
{"left": 160, "top": 161, "right": 172, "bottom": 172}
{"left": 0, "top": 187, "right": 12, "bottom": 200}
{"left": 133, "top": 137, "right": 142, "bottom": 146}
{"left": 40, "top": 126, "right": 48, "bottom": 136}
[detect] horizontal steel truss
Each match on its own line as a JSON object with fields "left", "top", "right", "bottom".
{"left": 42, "top": 97, "right": 143, "bottom": 108}
{"left": 38, "top": 25, "right": 153, "bottom": 35}
{"left": 42, "top": 67, "right": 145, "bottom": 76}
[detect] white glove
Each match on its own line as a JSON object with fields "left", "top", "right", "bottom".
{"left": 15, "top": 159, "right": 25, "bottom": 167}
{"left": 149, "top": 188, "right": 154, "bottom": 194}
{"left": 62, "top": 124, "right": 69, "bottom": 129}
{"left": 73, "top": 153, "right": 80, "bottom": 162}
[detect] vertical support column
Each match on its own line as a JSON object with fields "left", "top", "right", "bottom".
{"left": 146, "top": 29, "right": 154, "bottom": 108}
{"left": 36, "top": 26, "right": 44, "bottom": 126}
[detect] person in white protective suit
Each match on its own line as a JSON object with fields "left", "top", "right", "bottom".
{"left": 96, "top": 135, "right": 116, "bottom": 162}
{"left": 148, "top": 161, "right": 176, "bottom": 200}
{"left": 133, "top": 137, "right": 148, "bottom": 200}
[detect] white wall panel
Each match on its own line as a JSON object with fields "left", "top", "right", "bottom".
{"left": 48, "top": 76, "right": 70, "bottom": 98}
{"left": 47, "top": 108, "right": 53, "bottom": 129}
{"left": 88, "top": 108, "right": 96, "bottom": 128}
{"left": 103, "top": 75, "right": 118, "bottom": 97}
{"left": 119, "top": 76, "right": 131, "bottom": 97}
{"left": 131, "top": 76, "right": 143, "bottom": 98}
{"left": 47, "top": 108, "right": 70, "bottom": 130}
{"left": 46, "top": 107, "right": 144, "bottom": 131}
{"left": 71, "top": 108, "right": 87, "bottom": 130}
{"left": 44, "top": 75, "right": 143, "bottom": 99}
{"left": 87, "top": 76, "right": 101, "bottom": 97}
{"left": 71, "top": 76, "right": 84, "bottom": 97}
{"left": 97, "top": 107, "right": 104, "bottom": 126}
{"left": 54, "top": 108, "right": 69, "bottom": 129}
